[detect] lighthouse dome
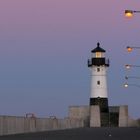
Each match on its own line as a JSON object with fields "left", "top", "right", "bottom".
{"left": 91, "top": 42, "right": 106, "bottom": 53}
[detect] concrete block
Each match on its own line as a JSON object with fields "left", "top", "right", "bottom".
{"left": 0, "top": 115, "right": 85, "bottom": 136}
{"left": 109, "top": 106, "right": 119, "bottom": 113}
{"left": 119, "top": 105, "right": 128, "bottom": 127}
{"left": 42, "top": 118, "right": 53, "bottom": 130}
{"left": 15, "top": 117, "right": 24, "bottom": 134}
{"left": 68, "top": 106, "right": 90, "bottom": 126}
{"left": 0, "top": 116, "right": 3, "bottom": 135}
{"left": 100, "top": 113, "right": 109, "bottom": 127}
{"left": 109, "top": 106, "right": 119, "bottom": 127}
{"left": 24, "top": 117, "right": 36, "bottom": 132}
{"left": 90, "top": 105, "right": 101, "bottom": 127}
{"left": 128, "top": 117, "right": 139, "bottom": 127}
{"left": 52, "top": 118, "right": 59, "bottom": 129}
{"left": 36, "top": 118, "right": 47, "bottom": 131}
{"left": 7, "top": 116, "right": 16, "bottom": 134}
{"left": 69, "top": 106, "right": 90, "bottom": 119}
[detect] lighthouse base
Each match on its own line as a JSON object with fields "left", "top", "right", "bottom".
{"left": 69, "top": 105, "right": 129, "bottom": 127}
{"left": 90, "top": 97, "right": 109, "bottom": 113}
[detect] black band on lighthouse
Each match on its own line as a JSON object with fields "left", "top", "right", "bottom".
{"left": 90, "top": 97, "right": 109, "bottom": 113}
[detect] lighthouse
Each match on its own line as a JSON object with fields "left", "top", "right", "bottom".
{"left": 88, "top": 42, "right": 109, "bottom": 113}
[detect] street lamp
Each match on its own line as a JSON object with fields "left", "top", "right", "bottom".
{"left": 126, "top": 46, "right": 140, "bottom": 52}
{"left": 125, "top": 64, "right": 140, "bottom": 69}
{"left": 124, "top": 10, "right": 140, "bottom": 89}
{"left": 124, "top": 83, "right": 129, "bottom": 88}
{"left": 125, "top": 10, "right": 140, "bottom": 18}
{"left": 124, "top": 75, "right": 140, "bottom": 88}
{"left": 125, "top": 76, "right": 140, "bottom": 80}
{"left": 124, "top": 83, "right": 140, "bottom": 88}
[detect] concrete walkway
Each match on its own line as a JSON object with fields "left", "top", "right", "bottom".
{"left": 0, "top": 127, "right": 140, "bottom": 140}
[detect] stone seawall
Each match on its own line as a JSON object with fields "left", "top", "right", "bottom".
{"left": 0, "top": 105, "right": 139, "bottom": 135}
{"left": 0, "top": 116, "right": 84, "bottom": 136}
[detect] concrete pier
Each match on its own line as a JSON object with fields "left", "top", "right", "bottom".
{"left": 1, "top": 127, "right": 140, "bottom": 140}
{"left": 90, "top": 105, "right": 101, "bottom": 127}
{"left": 119, "top": 105, "right": 128, "bottom": 127}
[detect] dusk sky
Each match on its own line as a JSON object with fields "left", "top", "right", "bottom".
{"left": 0, "top": 0, "right": 140, "bottom": 118}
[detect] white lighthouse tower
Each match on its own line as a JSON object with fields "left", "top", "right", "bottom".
{"left": 88, "top": 42, "right": 109, "bottom": 113}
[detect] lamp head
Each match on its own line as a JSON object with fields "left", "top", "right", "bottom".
{"left": 124, "top": 83, "right": 128, "bottom": 88}
{"left": 125, "top": 10, "right": 133, "bottom": 18}
{"left": 125, "top": 64, "right": 131, "bottom": 69}
{"left": 127, "top": 46, "right": 133, "bottom": 52}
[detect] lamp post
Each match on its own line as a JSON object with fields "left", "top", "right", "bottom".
{"left": 124, "top": 10, "right": 140, "bottom": 89}
{"left": 125, "top": 64, "right": 140, "bottom": 69}
{"left": 124, "top": 83, "right": 140, "bottom": 88}
{"left": 126, "top": 46, "right": 140, "bottom": 52}
{"left": 124, "top": 75, "right": 140, "bottom": 88}
{"left": 125, "top": 10, "right": 140, "bottom": 18}
{"left": 125, "top": 76, "right": 140, "bottom": 80}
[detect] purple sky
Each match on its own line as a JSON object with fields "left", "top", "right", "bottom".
{"left": 0, "top": 0, "right": 140, "bottom": 118}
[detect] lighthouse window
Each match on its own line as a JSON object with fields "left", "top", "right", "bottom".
{"left": 97, "top": 81, "right": 100, "bottom": 85}
{"left": 95, "top": 52, "right": 102, "bottom": 58}
{"left": 97, "top": 68, "right": 100, "bottom": 72}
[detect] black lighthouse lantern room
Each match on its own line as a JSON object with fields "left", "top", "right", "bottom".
{"left": 88, "top": 42, "right": 109, "bottom": 67}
